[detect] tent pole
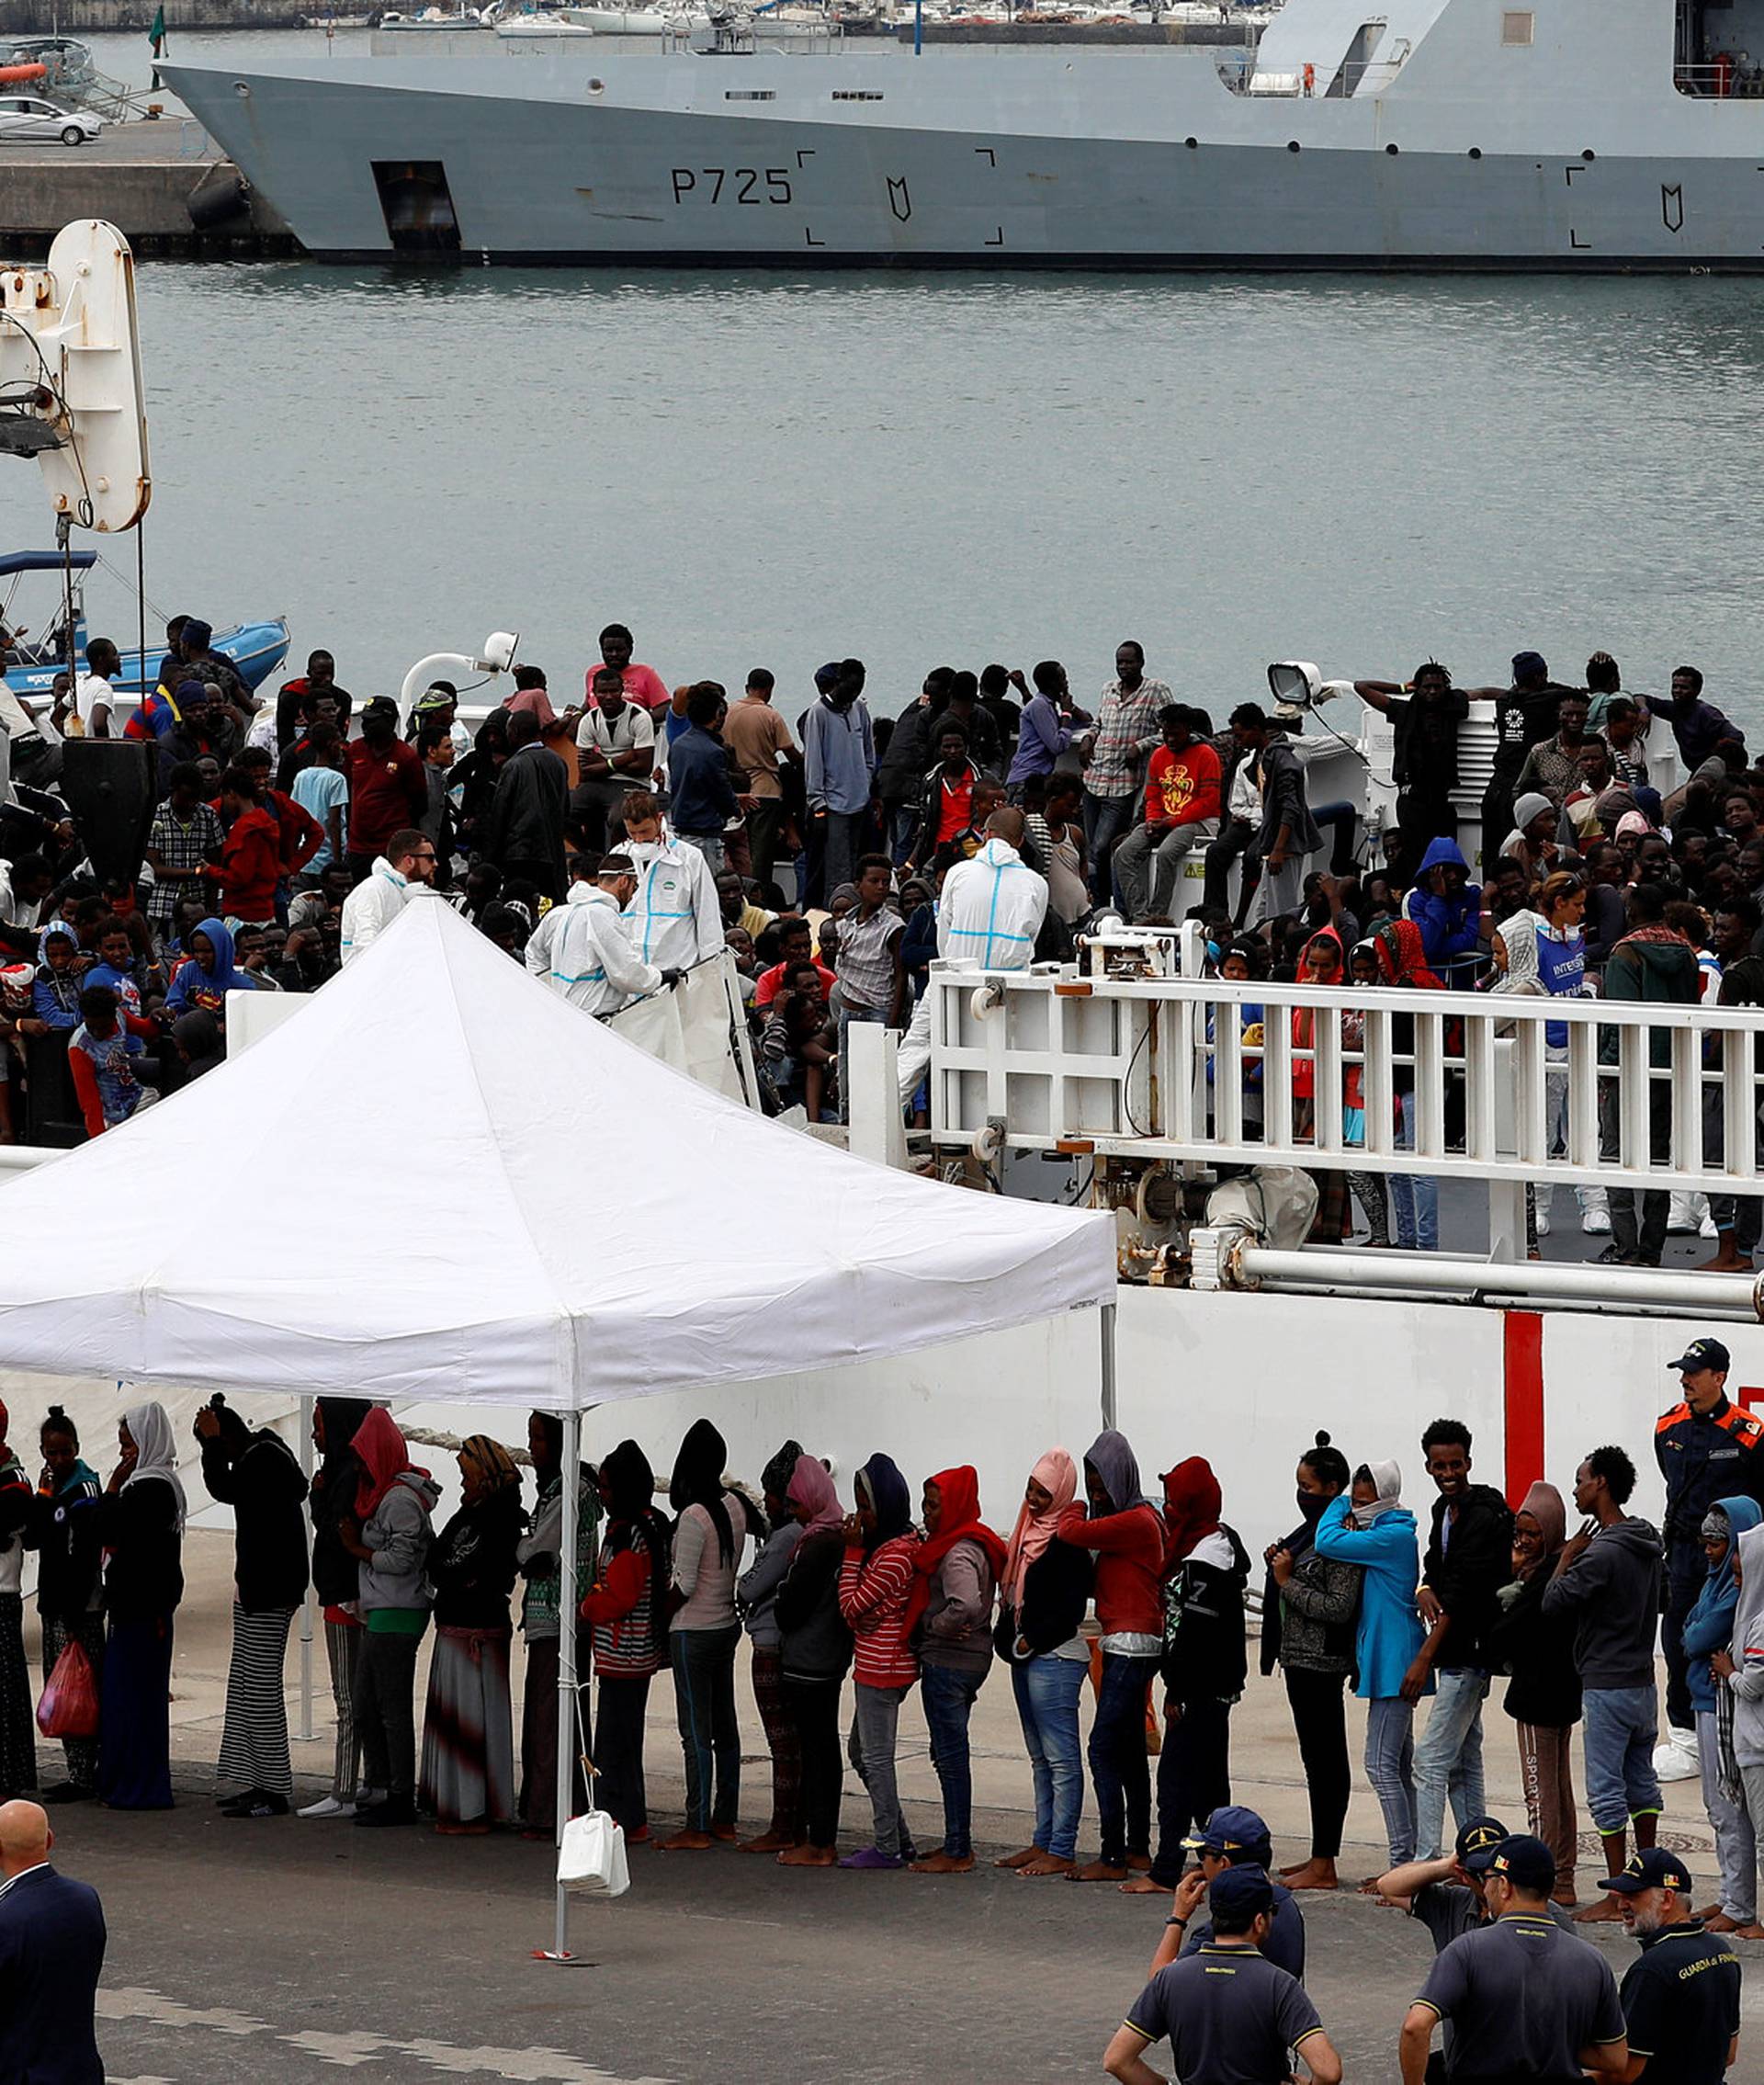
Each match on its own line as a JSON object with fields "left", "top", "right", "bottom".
{"left": 1100, "top": 1301, "right": 1118, "bottom": 1431}
{"left": 551, "top": 1404, "right": 581, "bottom": 1962}
{"left": 298, "top": 1395, "right": 314, "bottom": 1741}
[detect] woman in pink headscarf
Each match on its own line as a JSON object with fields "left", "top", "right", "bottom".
{"left": 994, "top": 1448, "right": 1095, "bottom": 1878}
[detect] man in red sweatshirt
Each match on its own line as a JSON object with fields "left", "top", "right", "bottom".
{"left": 345, "top": 697, "right": 428, "bottom": 885}
{"left": 1113, "top": 705, "right": 1223, "bottom": 922}
{"left": 206, "top": 766, "right": 283, "bottom": 926}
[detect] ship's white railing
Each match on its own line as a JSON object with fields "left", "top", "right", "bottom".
{"left": 928, "top": 960, "right": 1764, "bottom": 1196}
{"left": 1227, "top": 54, "right": 1400, "bottom": 96}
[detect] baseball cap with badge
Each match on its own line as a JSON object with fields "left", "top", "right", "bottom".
{"left": 1599, "top": 1848, "right": 1693, "bottom": 1895}
{"left": 1669, "top": 1337, "right": 1731, "bottom": 1375}
{"left": 1453, "top": 1816, "right": 1510, "bottom": 1870}
{"left": 1479, "top": 1834, "right": 1556, "bottom": 1894}
{"left": 1182, "top": 1806, "right": 1274, "bottom": 1864}
{"left": 1207, "top": 1863, "right": 1275, "bottom": 1923}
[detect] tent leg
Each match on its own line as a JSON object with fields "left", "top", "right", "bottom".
{"left": 298, "top": 1395, "right": 314, "bottom": 1741}
{"left": 1100, "top": 1301, "right": 1118, "bottom": 1431}
{"left": 549, "top": 1405, "right": 582, "bottom": 1963}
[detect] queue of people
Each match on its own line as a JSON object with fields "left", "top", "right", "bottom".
{"left": 0, "top": 1354, "right": 1753, "bottom": 2079}
{"left": 0, "top": 1354, "right": 1747, "bottom": 1905}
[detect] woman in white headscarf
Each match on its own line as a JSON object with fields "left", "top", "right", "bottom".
{"left": 1315, "top": 1457, "right": 1430, "bottom": 1875}
{"left": 93, "top": 1402, "right": 187, "bottom": 1809}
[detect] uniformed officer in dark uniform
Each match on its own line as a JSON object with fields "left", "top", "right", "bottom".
{"left": 1148, "top": 1805, "right": 1305, "bottom": 1980}
{"left": 1374, "top": 1813, "right": 1576, "bottom": 1950}
{"left": 1605, "top": 1848, "right": 1742, "bottom": 2084}
{"left": 1108, "top": 1864, "right": 1342, "bottom": 2085}
{"left": 1399, "top": 1834, "right": 1628, "bottom": 2085}
{"left": 1656, "top": 1338, "right": 1764, "bottom": 1754}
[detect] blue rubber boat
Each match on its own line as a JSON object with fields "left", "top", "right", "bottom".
{"left": 0, "top": 551, "right": 289, "bottom": 709}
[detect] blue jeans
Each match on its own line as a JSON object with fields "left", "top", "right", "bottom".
{"left": 1412, "top": 1667, "right": 1488, "bottom": 1860}
{"left": 1391, "top": 1090, "right": 1439, "bottom": 1252}
{"left": 1011, "top": 1654, "right": 1087, "bottom": 1862}
{"left": 1089, "top": 1651, "right": 1158, "bottom": 1866}
{"left": 1365, "top": 1694, "right": 1418, "bottom": 1864}
{"left": 920, "top": 1661, "right": 986, "bottom": 1859}
{"left": 1081, "top": 789, "right": 1136, "bottom": 904}
{"left": 1583, "top": 1684, "right": 1662, "bottom": 1838}
{"left": 670, "top": 1623, "right": 741, "bottom": 1833}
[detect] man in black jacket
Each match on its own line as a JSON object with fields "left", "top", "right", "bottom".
{"left": 486, "top": 708, "right": 569, "bottom": 903}
{"left": 1406, "top": 1420, "right": 1514, "bottom": 1862}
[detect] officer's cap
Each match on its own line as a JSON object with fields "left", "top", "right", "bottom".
{"left": 1477, "top": 1834, "right": 1556, "bottom": 1892}
{"left": 1600, "top": 1848, "right": 1694, "bottom": 1896}
{"left": 1670, "top": 1337, "right": 1731, "bottom": 1374}
{"left": 1182, "top": 1805, "right": 1272, "bottom": 1862}
{"left": 1208, "top": 1863, "right": 1274, "bottom": 1922}
{"left": 1454, "top": 1815, "right": 1510, "bottom": 1864}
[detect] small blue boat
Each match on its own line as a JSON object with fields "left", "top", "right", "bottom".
{"left": 1, "top": 550, "right": 289, "bottom": 710}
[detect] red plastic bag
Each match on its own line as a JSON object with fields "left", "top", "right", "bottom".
{"left": 36, "top": 1639, "right": 98, "bottom": 1741}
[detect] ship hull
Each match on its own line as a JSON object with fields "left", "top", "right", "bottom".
{"left": 165, "top": 26, "right": 1764, "bottom": 268}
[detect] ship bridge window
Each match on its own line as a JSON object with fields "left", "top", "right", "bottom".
{"left": 1501, "top": 10, "right": 1534, "bottom": 45}
{"left": 726, "top": 88, "right": 776, "bottom": 98}
{"left": 832, "top": 89, "right": 885, "bottom": 100}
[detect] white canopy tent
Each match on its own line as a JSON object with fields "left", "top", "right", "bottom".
{"left": 0, "top": 899, "right": 1115, "bottom": 1950}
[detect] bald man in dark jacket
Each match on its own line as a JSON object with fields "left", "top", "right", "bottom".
{"left": 0, "top": 1799, "right": 106, "bottom": 2082}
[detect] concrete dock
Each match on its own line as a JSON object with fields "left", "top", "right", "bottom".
{"left": 0, "top": 119, "right": 297, "bottom": 256}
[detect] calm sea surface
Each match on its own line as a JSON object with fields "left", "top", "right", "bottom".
{"left": 2, "top": 31, "right": 1762, "bottom": 722}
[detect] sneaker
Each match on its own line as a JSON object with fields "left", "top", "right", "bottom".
{"left": 838, "top": 1846, "right": 905, "bottom": 1870}
{"left": 1595, "top": 1243, "right": 1634, "bottom": 1265}
{"left": 1582, "top": 1209, "right": 1611, "bottom": 1235}
{"left": 225, "top": 1791, "right": 290, "bottom": 1819}
{"left": 354, "top": 1785, "right": 388, "bottom": 1807}
{"left": 1534, "top": 1210, "right": 1552, "bottom": 1238}
{"left": 354, "top": 1796, "right": 418, "bottom": 1827}
{"left": 298, "top": 1795, "right": 356, "bottom": 1819}
{"left": 1701, "top": 1214, "right": 1719, "bottom": 1239}
{"left": 1653, "top": 1730, "right": 1701, "bottom": 1784}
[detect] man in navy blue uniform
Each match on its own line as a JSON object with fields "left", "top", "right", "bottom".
{"left": 1108, "top": 1864, "right": 1340, "bottom": 2085}
{"left": 0, "top": 1798, "right": 106, "bottom": 2084}
{"left": 1399, "top": 1835, "right": 1628, "bottom": 2084}
{"left": 1605, "top": 1847, "right": 1741, "bottom": 2084}
{"left": 1146, "top": 1805, "right": 1306, "bottom": 1980}
{"left": 1656, "top": 1339, "right": 1764, "bottom": 1771}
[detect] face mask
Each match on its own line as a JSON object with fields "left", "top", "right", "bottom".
{"left": 1295, "top": 1490, "right": 1327, "bottom": 1524}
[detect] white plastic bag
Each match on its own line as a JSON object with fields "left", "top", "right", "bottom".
{"left": 558, "top": 1809, "right": 629, "bottom": 1898}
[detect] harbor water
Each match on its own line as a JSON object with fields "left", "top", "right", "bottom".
{"left": 2, "top": 31, "right": 1762, "bottom": 721}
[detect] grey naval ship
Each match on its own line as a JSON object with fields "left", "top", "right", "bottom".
{"left": 165, "top": 0, "right": 1764, "bottom": 266}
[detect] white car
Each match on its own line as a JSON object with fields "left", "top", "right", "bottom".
{"left": 0, "top": 96, "right": 101, "bottom": 146}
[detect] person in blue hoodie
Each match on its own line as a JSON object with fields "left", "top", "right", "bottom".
{"left": 1315, "top": 1458, "right": 1430, "bottom": 1874}
{"left": 1403, "top": 838, "right": 1484, "bottom": 989}
{"left": 162, "top": 917, "right": 257, "bottom": 1032}
{"left": 1681, "top": 1492, "right": 1763, "bottom": 1934}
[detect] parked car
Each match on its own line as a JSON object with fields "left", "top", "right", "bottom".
{"left": 0, "top": 96, "right": 101, "bottom": 146}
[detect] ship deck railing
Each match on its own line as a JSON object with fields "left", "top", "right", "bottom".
{"left": 927, "top": 943, "right": 1764, "bottom": 1202}
{"left": 1222, "top": 54, "right": 1396, "bottom": 97}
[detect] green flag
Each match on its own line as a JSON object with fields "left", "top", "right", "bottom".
{"left": 149, "top": 5, "right": 166, "bottom": 55}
